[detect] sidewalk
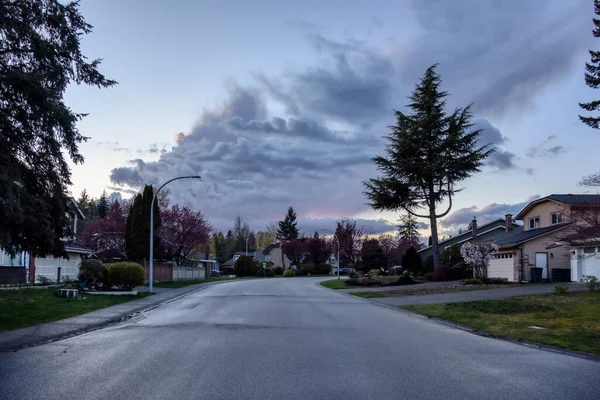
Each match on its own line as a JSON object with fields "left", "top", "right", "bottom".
{"left": 0, "top": 282, "right": 216, "bottom": 352}
{"left": 366, "top": 283, "right": 588, "bottom": 307}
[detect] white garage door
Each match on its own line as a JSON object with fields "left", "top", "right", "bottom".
{"left": 581, "top": 259, "right": 600, "bottom": 280}
{"left": 488, "top": 253, "right": 514, "bottom": 281}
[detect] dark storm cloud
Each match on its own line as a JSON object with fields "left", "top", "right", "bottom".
{"left": 404, "top": 0, "right": 590, "bottom": 116}
{"left": 473, "top": 119, "right": 517, "bottom": 170}
{"left": 442, "top": 195, "right": 542, "bottom": 229}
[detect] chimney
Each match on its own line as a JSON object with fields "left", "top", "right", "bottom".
{"left": 505, "top": 214, "right": 513, "bottom": 231}
{"left": 471, "top": 217, "right": 477, "bottom": 240}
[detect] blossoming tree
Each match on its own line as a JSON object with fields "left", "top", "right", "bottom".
{"left": 460, "top": 241, "right": 499, "bottom": 278}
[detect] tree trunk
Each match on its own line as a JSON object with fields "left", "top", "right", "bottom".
{"left": 429, "top": 207, "right": 441, "bottom": 269}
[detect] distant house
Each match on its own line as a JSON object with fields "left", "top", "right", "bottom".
{"left": 487, "top": 194, "right": 600, "bottom": 282}
{"left": 0, "top": 198, "right": 92, "bottom": 284}
{"left": 418, "top": 217, "right": 520, "bottom": 263}
{"left": 262, "top": 243, "right": 290, "bottom": 270}
{"left": 222, "top": 250, "right": 268, "bottom": 275}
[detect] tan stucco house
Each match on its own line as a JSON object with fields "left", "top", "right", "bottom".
{"left": 487, "top": 194, "right": 600, "bottom": 282}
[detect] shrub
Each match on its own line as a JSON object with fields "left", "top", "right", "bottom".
{"left": 582, "top": 275, "right": 599, "bottom": 292}
{"left": 422, "top": 255, "right": 435, "bottom": 275}
{"left": 425, "top": 266, "right": 466, "bottom": 282}
{"left": 283, "top": 269, "right": 295, "bottom": 277}
{"left": 255, "top": 268, "right": 275, "bottom": 277}
{"left": 366, "top": 269, "right": 381, "bottom": 278}
{"left": 36, "top": 275, "right": 54, "bottom": 285}
{"left": 348, "top": 271, "right": 357, "bottom": 279}
{"left": 314, "top": 263, "right": 332, "bottom": 275}
{"left": 234, "top": 255, "right": 256, "bottom": 277}
{"left": 301, "top": 263, "right": 316, "bottom": 274}
{"left": 344, "top": 277, "right": 381, "bottom": 287}
{"left": 107, "top": 262, "right": 145, "bottom": 290}
{"left": 78, "top": 259, "right": 108, "bottom": 288}
{"left": 274, "top": 266, "right": 284, "bottom": 275}
{"left": 462, "top": 278, "right": 483, "bottom": 285}
{"left": 554, "top": 284, "right": 569, "bottom": 295}
{"left": 481, "top": 277, "right": 509, "bottom": 285}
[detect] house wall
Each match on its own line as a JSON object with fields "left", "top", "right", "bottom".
{"left": 265, "top": 247, "right": 290, "bottom": 269}
{"left": 520, "top": 236, "right": 570, "bottom": 281}
{"left": 521, "top": 201, "right": 571, "bottom": 231}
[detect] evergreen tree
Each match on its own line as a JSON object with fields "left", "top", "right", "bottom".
{"left": 364, "top": 65, "right": 491, "bottom": 270}
{"left": 0, "top": 1, "right": 115, "bottom": 258}
{"left": 124, "top": 185, "right": 161, "bottom": 262}
{"left": 97, "top": 190, "right": 109, "bottom": 219}
{"left": 248, "top": 232, "right": 257, "bottom": 251}
{"left": 397, "top": 214, "right": 420, "bottom": 241}
{"left": 78, "top": 189, "right": 91, "bottom": 216}
{"left": 277, "top": 207, "right": 299, "bottom": 241}
{"left": 224, "top": 230, "right": 235, "bottom": 260}
{"left": 314, "top": 231, "right": 320, "bottom": 239}
{"left": 213, "top": 232, "right": 227, "bottom": 264}
{"left": 580, "top": 0, "right": 600, "bottom": 129}
{"left": 401, "top": 246, "right": 422, "bottom": 276}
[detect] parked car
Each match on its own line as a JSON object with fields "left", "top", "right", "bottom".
{"left": 339, "top": 268, "right": 355, "bottom": 275}
{"left": 209, "top": 270, "right": 223, "bottom": 277}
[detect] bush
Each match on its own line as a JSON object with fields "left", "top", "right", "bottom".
{"left": 314, "top": 263, "right": 332, "bottom": 275}
{"left": 348, "top": 271, "right": 357, "bottom": 279}
{"left": 424, "top": 266, "right": 466, "bottom": 282}
{"left": 422, "top": 255, "right": 435, "bottom": 275}
{"left": 255, "top": 268, "right": 275, "bottom": 277}
{"left": 582, "top": 275, "right": 599, "bottom": 292}
{"left": 234, "top": 255, "right": 256, "bottom": 277}
{"left": 36, "top": 275, "right": 54, "bottom": 285}
{"left": 344, "top": 277, "right": 381, "bottom": 287}
{"left": 301, "top": 263, "right": 316, "bottom": 274}
{"left": 107, "top": 262, "right": 145, "bottom": 290}
{"left": 554, "top": 284, "right": 569, "bottom": 295}
{"left": 462, "top": 278, "right": 483, "bottom": 285}
{"left": 274, "top": 266, "right": 284, "bottom": 275}
{"left": 283, "top": 269, "right": 295, "bottom": 277}
{"left": 481, "top": 277, "right": 509, "bottom": 285}
{"left": 366, "top": 269, "right": 381, "bottom": 278}
{"left": 78, "top": 259, "right": 108, "bottom": 288}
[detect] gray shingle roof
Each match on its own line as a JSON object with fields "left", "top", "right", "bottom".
{"left": 494, "top": 223, "right": 571, "bottom": 247}
{"left": 547, "top": 194, "right": 600, "bottom": 205}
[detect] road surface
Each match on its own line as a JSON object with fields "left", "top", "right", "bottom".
{"left": 1, "top": 278, "right": 598, "bottom": 400}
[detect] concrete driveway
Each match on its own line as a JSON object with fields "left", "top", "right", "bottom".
{"left": 0, "top": 278, "right": 598, "bottom": 400}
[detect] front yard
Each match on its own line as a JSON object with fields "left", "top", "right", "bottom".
{"left": 320, "top": 276, "right": 399, "bottom": 290}
{"left": 351, "top": 283, "right": 524, "bottom": 298}
{"left": 402, "top": 291, "right": 600, "bottom": 354}
{"left": 0, "top": 288, "right": 152, "bottom": 332}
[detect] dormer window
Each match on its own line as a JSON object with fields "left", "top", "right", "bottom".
{"left": 551, "top": 211, "right": 563, "bottom": 225}
{"left": 529, "top": 216, "right": 540, "bottom": 229}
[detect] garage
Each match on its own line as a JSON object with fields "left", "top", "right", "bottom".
{"left": 487, "top": 253, "right": 515, "bottom": 281}
{"left": 571, "top": 246, "right": 600, "bottom": 282}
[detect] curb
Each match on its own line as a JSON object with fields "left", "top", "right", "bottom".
{"left": 0, "top": 281, "right": 226, "bottom": 353}
{"left": 317, "top": 280, "right": 600, "bottom": 363}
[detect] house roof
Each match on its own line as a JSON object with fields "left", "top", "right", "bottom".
{"left": 418, "top": 218, "right": 518, "bottom": 253}
{"left": 69, "top": 198, "right": 86, "bottom": 219}
{"left": 515, "top": 194, "right": 600, "bottom": 220}
{"left": 64, "top": 241, "right": 93, "bottom": 254}
{"left": 263, "top": 243, "right": 280, "bottom": 255}
{"left": 493, "top": 223, "right": 572, "bottom": 248}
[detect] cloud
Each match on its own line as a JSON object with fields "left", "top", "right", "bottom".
{"left": 527, "top": 135, "right": 568, "bottom": 158}
{"left": 402, "top": 0, "right": 589, "bottom": 116}
{"left": 473, "top": 119, "right": 517, "bottom": 170}
{"left": 441, "top": 195, "right": 542, "bottom": 230}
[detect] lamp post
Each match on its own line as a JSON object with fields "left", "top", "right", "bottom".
{"left": 318, "top": 228, "right": 340, "bottom": 279}
{"left": 148, "top": 175, "right": 201, "bottom": 292}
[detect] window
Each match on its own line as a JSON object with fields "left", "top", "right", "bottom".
{"left": 528, "top": 216, "right": 540, "bottom": 229}
{"left": 266, "top": 255, "right": 271, "bottom": 261}
{"left": 583, "top": 247, "right": 596, "bottom": 254}
{"left": 551, "top": 211, "right": 563, "bottom": 225}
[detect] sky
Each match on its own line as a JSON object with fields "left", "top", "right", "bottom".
{"left": 66, "top": 0, "right": 600, "bottom": 237}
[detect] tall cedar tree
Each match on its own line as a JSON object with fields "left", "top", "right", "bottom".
{"left": 213, "top": 232, "right": 227, "bottom": 264}
{"left": 0, "top": 0, "right": 116, "bottom": 257}
{"left": 360, "top": 239, "right": 387, "bottom": 273}
{"left": 580, "top": 0, "right": 600, "bottom": 129}
{"left": 277, "top": 207, "right": 299, "bottom": 241}
{"left": 364, "top": 65, "right": 491, "bottom": 270}
{"left": 397, "top": 214, "right": 420, "bottom": 241}
{"left": 125, "top": 185, "right": 161, "bottom": 262}
{"left": 97, "top": 190, "right": 109, "bottom": 219}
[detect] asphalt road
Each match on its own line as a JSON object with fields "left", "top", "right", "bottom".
{"left": 1, "top": 278, "right": 599, "bottom": 400}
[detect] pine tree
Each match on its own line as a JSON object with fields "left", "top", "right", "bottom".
{"left": 397, "top": 214, "right": 420, "bottom": 241}
{"left": 580, "top": 0, "right": 600, "bottom": 129}
{"left": 97, "top": 190, "right": 109, "bottom": 219}
{"left": 78, "top": 189, "right": 91, "bottom": 216}
{"left": 314, "top": 231, "right": 320, "bottom": 239}
{"left": 364, "top": 65, "right": 491, "bottom": 270}
{"left": 0, "top": 1, "right": 115, "bottom": 258}
{"left": 124, "top": 185, "right": 161, "bottom": 262}
{"left": 277, "top": 207, "right": 299, "bottom": 241}
{"left": 213, "top": 232, "right": 227, "bottom": 264}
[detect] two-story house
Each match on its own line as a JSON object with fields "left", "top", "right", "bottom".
{"left": 486, "top": 194, "right": 600, "bottom": 282}
{"left": 0, "top": 198, "right": 92, "bottom": 284}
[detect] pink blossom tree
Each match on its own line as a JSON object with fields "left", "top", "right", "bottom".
{"left": 79, "top": 201, "right": 128, "bottom": 260}
{"left": 158, "top": 205, "right": 212, "bottom": 265}
{"left": 460, "top": 241, "right": 499, "bottom": 278}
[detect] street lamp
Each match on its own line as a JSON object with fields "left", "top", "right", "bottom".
{"left": 318, "top": 228, "right": 340, "bottom": 280}
{"left": 148, "top": 175, "right": 201, "bottom": 292}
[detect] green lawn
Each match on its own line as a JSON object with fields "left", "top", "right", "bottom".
{"left": 0, "top": 288, "right": 153, "bottom": 332}
{"left": 320, "top": 279, "right": 347, "bottom": 289}
{"left": 402, "top": 292, "right": 600, "bottom": 354}
{"left": 351, "top": 283, "right": 524, "bottom": 298}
